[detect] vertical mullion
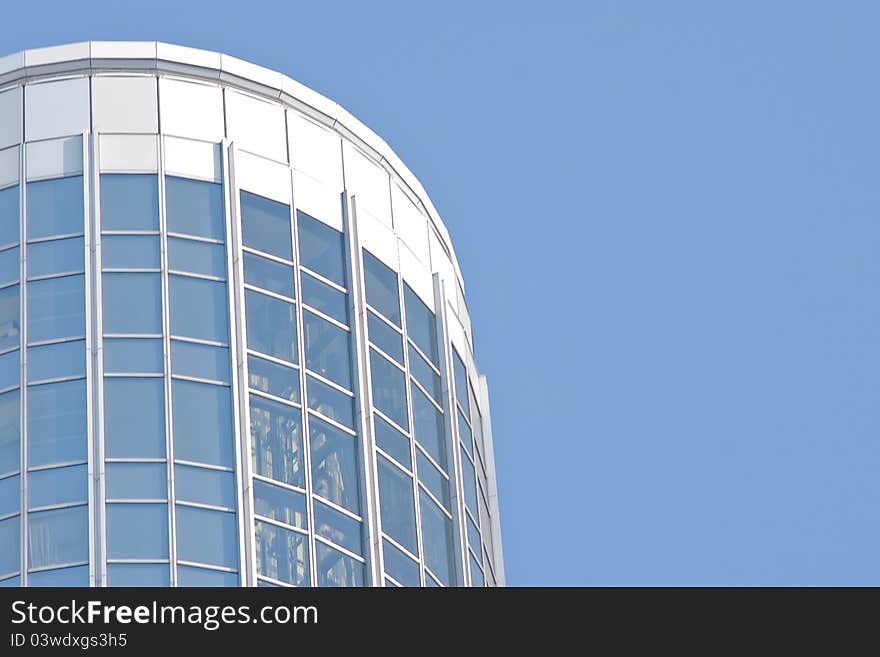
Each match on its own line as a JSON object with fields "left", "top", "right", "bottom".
{"left": 18, "top": 112, "right": 27, "bottom": 586}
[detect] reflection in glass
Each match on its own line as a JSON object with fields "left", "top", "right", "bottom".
{"left": 172, "top": 380, "right": 233, "bottom": 467}
{"left": 28, "top": 464, "right": 87, "bottom": 509}
{"left": 241, "top": 192, "right": 291, "bottom": 260}
{"left": 106, "top": 503, "right": 169, "bottom": 559}
{"left": 363, "top": 250, "right": 400, "bottom": 326}
{"left": 253, "top": 479, "right": 307, "bottom": 529}
{"left": 404, "top": 284, "right": 438, "bottom": 365}
{"left": 245, "top": 290, "right": 296, "bottom": 363}
{"left": 309, "top": 416, "right": 360, "bottom": 513}
{"left": 255, "top": 520, "right": 309, "bottom": 586}
{"left": 0, "top": 390, "right": 20, "bottom": 475}
{"left": 0, "top": 186, "right": 19, "bottom": 247}
{"left": 377, "top": 456, "right": 417, "bottom": 554}
{"left": 301, "top": 272, "right": 348, "bottom": 325}
{"left": 100, "top": 174, "right": 158, "bottom": 231}
{"left": 374, "top": 414, "right": 410, "bottom": 469}
{"left": 27, "top": 379, "right": 86, "bottom": 467}
{"left": 303, "top": 312, "right": 351, "bottom": 389}
{"left": 104, "top": 378, "right": 165, "bottom": 459}
{"left": 383, "top": 538, "right": 420, "bottom": 587}
{"left": 250, "top": 394, "right": 304, "bottom": 488}
{"left": 27, "top": 176, "right": 84, "bottom": 239}
{"left": 243, "top": 253, "right": 293, "bottom": 298}
{"left": 247, "top": 355, "right": 299, "bottom": 403}
{"left": 175, "top": 505, "right": 238, "bottom": 568}
{"left": 306, "top": 376, "right": 354, "bottom": 430}
{"left": 297, "top": 212, "right": 346, "bottom": 286}
{"left": 369, "top": 350, "right": 408, "bottom": 431}
{"left": 419, "top": 491, "right": 455, "bottom": 586}
{"left": 28, "top": 505, "right": 88, "bottom": 569}
{"left": 315, "top": 541, "right": 363, "bottom": 587}
{"left": 314, "top": 500, "right": 361, "bottom": 554}
{"left": 0, "top": 285, "right": 18, "bottom": 351}
{"left": 411, "top": 382, "right": 446, "bottom": 470}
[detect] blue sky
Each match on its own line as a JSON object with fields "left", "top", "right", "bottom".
{"left": 10, "top": 1, "right": 880, "bottom": 585}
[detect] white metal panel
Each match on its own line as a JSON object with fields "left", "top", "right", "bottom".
{"left": 429, "top": 229, "right": 456, "bottom": 295}
{"left": 0, "top": 51, "right": 24, "bottom": 77}
{"left": 99, "top": 134, "right": 158, "bottom": 172}
{"left": 287, "top": 112, "right": 342, "bottom": 191}
{"left": 24, "top": 42, "right": 90, "bottom": 67}
{"left": 399, "top": 241, "right": 434, "bottom": 312}
{"left": 26, "top": 135, "right": 83, "bottom": 180}
{"left": 92, "top": 76, "right": 158, "bottom": 134}
{"left": 235, "top": 150, "right": 290, "bottom": 205}
{"left": 343, "top": 144, "right": 391, "bottom": 228}
{"left": 445, "top": 303, "right": 468, "bottom": 363}
{"left": 293, "top": 170, "right": 342, "bottom": 231}
{"left": 220, "top": 54, "right": 284, "bottom": 91}
{"left": 156, "top": 43, "right": 222, "bottom": 72}
{"left": 0, "top": 146, "right": 19, "bottom": 189}
{"left": 357, "top": 203, "right": 397, "bottom": 271}
{"left": 225, "top": 89, "right": 287, "bottom": 163}
{"left": 158, "top": 78, "right": 224, "bottom": 142}
{"left": 391, "top": 183, "right": 429, "bottom": 265}
{"left": 24, "top": 77, "right": 89, "bottom": 142}
{"left": 91, "top": 41, "right": 157, "bottom": 60}
{"left": 164, "top": 136, "right": 221, "bottom": 182}
{"left": 0, "top": 87, "right": 21, "bottom": 150}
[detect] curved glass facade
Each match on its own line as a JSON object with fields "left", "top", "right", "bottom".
{"left": 0, "top": 41, "right": 503, "bottom": 587}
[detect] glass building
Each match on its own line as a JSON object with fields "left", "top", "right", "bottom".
{"left": 0, "top": 42, "right": 503, "bottom": 587}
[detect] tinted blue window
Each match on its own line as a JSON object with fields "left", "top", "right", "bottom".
{"left": 168, "top": 237, "right": 226, "bottom": 278}
{"left": 28, "top": 504, "right": 88, "bottom": 569}
{"left": 106, "top": 462, "right": 167, "bottom": 500}
{"left": 0, "top": 515, "right": 19, "bottom": 576}
{"left": 0, "top": 247, "right": 19, "bottom": 285}
{"left": 374, "top": 415, "right": 410, "bottom": 469}
{"left": 102, "top": 272, "right": 161, "bottom": 334}
{"left": 175, "top": 505, "right": 238, "bottom": 568}
{"left": 460, "top": 447, "right": 478, "bottom": 514}
{"left": 253, "top": 479, "right": 307, "bottom": 529}
{"left": 452, "top": 348, "right": 469, "bottom": 415}
{"left": 411, "top": 382, "right": 446, "bottom": 470}
{"left": 166, "top": 177, "right": 224, "bottom": 240}
{"left": 177, "top": 565, "right": 238, "bottom": 587}
{"left": 369, "top": 349, "right": 408, "bottom": 430}
{"left": 0, "top": 285, "right": 18, "bottom": 351}
{"left": 243, "top": 252, "right": 294, "bottom": 298}
{"left": 419, "top": 491, "right": 454, "bottom": 586}
{"left": 0, "top": 349, "right": 18, "bottom": 390}
{"left": 245, "top": 289, "right": 296, "bottom": 363}
{"left": 104, "top": 378, "right": 165, "bottom": 459}
{"left": 297, "top": 211, "right": 346, "bottom": 286}
{"left": 241, "top": 191, "right": 291, "bottom": 260}
{"left": 383, "top": 538, "right": 419, "bottom": 587}
{"left": 314, "top": 500, "right": 361, "bottom": 554}
{"left": 377, "top": 456, "right": 416, "bottom": 553}
{"left": 172, "top": 380, "right": 233, "bottom": 467}
{"left": 27, "top": 274, "right": 84, "bottom": 342}
{"left": 27, "top": 237, "right": 84, "bottom": 278}
{"left": 27, "top": 176, "right": 83, "bottom": 239}
{"left": 0, "top": 186, "right": 19, "bottom": 247}
{"left": 247, "top": 355, "right": 299, "bottom": 403}
{"left": 169, "top": 275, "right": 228, "bottom": 342}
{"left": 250, "top": 394, "right": 304, "bottom": 488}
{"left": 100, "top": 174, "right": 158, "bottom": 231}
{"left": 307, "top": 376, "right": 354, "bottom": 430}
{"left": 27, "top": 339, "right": 84, "bottom": 382}
{"left": 363, "top": 250, "right": 399, "bottom": 325}
{"left": 171, "top": 340, "right": 230, "bottom": 383}
{"left": 309, "top": 416, "right": 360, "bottom": 513}
{"left": 466, "top": 512, "right": 481, "bottom": 555}
{"left": 315, "top": 542, "right": 363, "bottom": 587}
{"left": 457, "top": 408, "right": 473, "bottom": 454}
{"left": 27, "top": 379, "right": 86, "bottom": 467}
{"left": 367, "top": 311, "right": 403, "bottom": 364}
{"left": 409, "top": 344, "right": 441, "bottom": 404}
{"left": 417, "top": 450, "right": 449, "bottom": 509}
{"left": 108, "top": 563, "right": 170, "bottom": 587}
{"left": 255, "top": 519, "right": 309, "bottom": 586}
{"left": 470, "top": 553, "right": 485, "bottom": 587}
{"left": 107, "top": 503, "right": 169, "bottom": 559}
{"left": 303, "top": 312, "right": 351, "bottom": 389}
{"left": 301, "top": 272, "right": 348, "bottom": 324}
{"left": 27, "top": 564, "right": 88, "bottom": 587}
{"left": 403, "top": 284, "right": 438, "bottom": 366}
{"left": 28, "top": 464, "right": 87, "bottom": 509}
{"left": 0, "top": 474, "right": 19, "bottom": 517}
{"left": 101, "top": 235, "right": 160, "bottom": 269}
{"left": 175, "top": 465, "right": 236, "bottom": 509}
{"left": 103, "top": 338, "right": 163, "bottom": 374}
{"left": 0, "top": 390, "right": 20, "bottom": 475}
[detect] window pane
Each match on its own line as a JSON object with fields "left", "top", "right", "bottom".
{"left": 28, "top": 339, "right": 84, "bottom": 382}
{"left": 315, "top": 541, "right": 363, "bottom": 587}
{"left": 169, "top": 275, "right": 228, "bottom": 342}
{"left": 370, "top": 350, "right": 408, "bottom": 430}
{"left": 383, "top": 538, "right": 419, "bottom": 587}
{"left": 241, "top": 191, "right": 291, "bottom": 260}
{"left": 374, "top": 414, "right": 410, "bottom": 469}
{"left": 0, "top": 247, "right": 18, "bottom": 285}
{"left": 28, "top": 379, "right": 86, "bottom": 467}
{"left": 0, "top": 390, "right": 20, "bottom": 475}
{"left": 172, "top": 380, "right": 233, "bottom": 467}
{"left": 0, "top": 349, "right": 18, "bottom": 390}
{"left": 0, "top": 285, "right": 19, "bottom": 351}
{"left": 417, "top": 450, "right": 449, "bottom": 509}
{"left": 175, "top": 465, "right": 235, "bottom": 509}
{"left": 108, "top": 563, "right": 170, "bottom": 587}
{"left": 102, "top": 272, "right": 161, "bottom": 334}
{"left": 175, "top": 505, "right": 238, "bottom": 568}
{"left": 297, "top": 212, "right": 346, "bottom": 286}
{"left": 301, "top": 272, "right": 348, "bottom": 324}
{"left": 106, "top": 503, "right": 169, "bottom": 559}
{"left": 104, "top": 378, "right": 165, "bottom": 459}
{"left": 253, "top": 479, "right": 307, "bottom": 529}
{"left": 466, "top": 512, "right": 481, "bottom": 555}
{"left": 106, "top": 462, "right": 167, "bottom": 500}
{"left": 177, "top": 565, "right": 238, "bottom": 587}
{"left": 171, "top": 340, "right": 229, "bottom": 383}
{"left": 460, "top": 447, "right": 478, "bottom": 514}
{"left": 458, "top": 408, "right": 473, "bottom": 455}
{"left": 452, "top": 349, "right": 469, "bottom": 415}
{"left": 166, "top": 177, "right": 224, "bottom": 240}
{"left": 27, "top": 237, "right": 84, "bottom": 278}
{"left": 100, "top": 174, "right": 158, "bottom": 231}
{"left": 409, "top": 345, "right": 441, "bottom": 404}
{"left": 103, "top": 338, "right": 163, "bottom": 374}
{"left": 0, "top": 515, "right": 20, "bottom": 576}
{"left": 28, "top": 274, "right": 84, "bottom": 342}
{"left": 250, "top": 394, "right": 304, "bottom": 488}
{"left": 367, "top": 311, "right": 402, "bottom": 364}
{"left": 363, "top": 250, "right": 400, "bottom": 326}
{"left": 0, "top": 186, "right": 19, "bottom": 247}
{"left": 101, "top": 235, "right": 160, "bottom": 269}
{"left": 28, "top": 464, "right": 87, "bottom": 509}
{"left": 303, "top": 312, "right": 351, "bottom": 389}
{"left": 411, "top": 382, "right": 446, "bottom": 470}
{"left": 28, "top": 505, "right": 88, "bottom": 569}
{"left": 245, "top": 289, "right": 296, "bottom": 363}
{"left": 243, "top": 253, "right": 293, "bottom": 298}
{"left": 28, "top": 564, "right": 88, "bottom": 587}
{"left": 309, "top": 416, "right": 359, "bottom": 513}
{"left": 404, "top": 284, "right": 438, "bottom": 365}
{"left": 306, "top": 376, "right": 354, "bottom": 430}
{"left": 0, "top": 474, "right": 19, "bottom": 516}
{"left": 419, "top": 491, "right": 454, "bottom": 586}
{"left": 470, "top": 553, "right": 485, "bottom": 587}
{"left": 255, "top": 519, "right": 309, "bottom": 586}
{"left": 377, "top": 456, "right": 416, "bottom": 553}
{"left": 27, "top": 176, "right": 84, "bottom": 239}
{"left": 0, "top": 576, "right": 20, "bottom": 587}
{"left": 247, "top": 355, "right": 299, "bottom": 404}
{"left": 314, "top": 500, "right": 361, "bottom": 555}
{"left": 168, "top": 237, "right": 226, "bottom": 278}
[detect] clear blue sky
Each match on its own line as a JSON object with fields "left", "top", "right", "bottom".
{"left": 10, "top": 1, "right": 880, "bottom": 585}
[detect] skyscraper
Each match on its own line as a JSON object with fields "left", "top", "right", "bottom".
{"left": 0, "top": 42, "right": 503, "bottom": 587}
